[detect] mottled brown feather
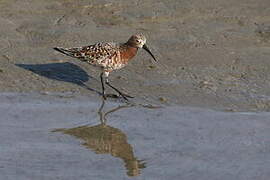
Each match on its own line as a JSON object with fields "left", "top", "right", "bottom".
{"left": 120, "top": 45, "right": 138, "bottom": 64}
{"left": 54, "top": 34, "right": 153, "bottom": 73}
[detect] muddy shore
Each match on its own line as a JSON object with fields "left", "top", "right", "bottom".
{"left": 0, "top": 0, "right": 270, "bottom": 111}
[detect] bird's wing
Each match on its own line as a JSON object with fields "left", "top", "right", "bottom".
{"left": 54, "top": 42, "right": 118, "bottom": 65}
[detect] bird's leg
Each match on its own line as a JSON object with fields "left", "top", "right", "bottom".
{"left": 106, "top": 80, "right": 129, "bottom": 101}
{"left": 100, "top": 72, "right": 106, "bottom": 100}
{"left": 103, "top": 72, "right": 134, "bottom": 100}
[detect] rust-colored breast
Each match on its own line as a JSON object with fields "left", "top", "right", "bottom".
{"left": 120, "top": 46, "right": 138, "bottom": 64}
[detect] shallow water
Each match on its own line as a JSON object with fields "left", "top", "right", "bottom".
{"left": 1, "top": 93, "right": 270, "bottom": 180}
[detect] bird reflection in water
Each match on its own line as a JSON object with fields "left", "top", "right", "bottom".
{"left": 54, "top": 99, "right": 146, "bottom": 177}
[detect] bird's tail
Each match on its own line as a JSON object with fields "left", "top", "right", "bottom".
{"left": 53, "top": 47, "right": 84, "bottom": 58}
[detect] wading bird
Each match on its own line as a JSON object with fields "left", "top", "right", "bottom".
{"left": 54, "top": 34, "right": 156, "bottom": 100}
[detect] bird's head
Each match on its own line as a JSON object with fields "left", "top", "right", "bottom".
{"left": 127, "top": 34, "right": 146, "bottom": 48}
{"left": 127, "top": 34, "right": 157, "bottom": 62}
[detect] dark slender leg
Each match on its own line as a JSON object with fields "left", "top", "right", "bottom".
{"left": 105, "top": 81, "right": 129, "bottom": 101}
{"left": 100, "top": 72, "right": 106, "bottom": 99}
{"left": 101, "top": 71, "right": 133, "bottom": 100}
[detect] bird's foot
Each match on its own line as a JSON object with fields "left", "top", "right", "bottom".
{"left": 120, "top": 92, "right": 134, "bottom": 99}
{"left": 104, "top": 93, "right": 119, "bottom": 99}
{"left": 102, "top": 94, "right": 107, "bottom": 100}
{"left": 103, "top": 93, "right": 134, "bottom": 101}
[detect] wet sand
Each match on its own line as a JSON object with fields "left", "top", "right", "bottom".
{"left": 0, "top": 0, "right": 270, "bottom": 111}
{"left": 1, "top": 93, "right": 270, "bottom": 180}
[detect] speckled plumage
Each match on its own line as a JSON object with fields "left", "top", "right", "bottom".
{"left": 54, "top": 34, "right": 156, "bottom": 100}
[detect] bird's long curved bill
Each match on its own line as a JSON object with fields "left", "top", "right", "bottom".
{"left": 143, "top": 44, "right": 157, "bottom": 62}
